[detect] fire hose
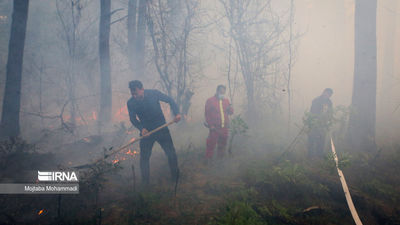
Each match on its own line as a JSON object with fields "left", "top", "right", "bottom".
{"left": 280, "top": 130, "right": 363, "bottom": 224}
{"left": 330, "top": 137, "right": 363, "bottom": 225}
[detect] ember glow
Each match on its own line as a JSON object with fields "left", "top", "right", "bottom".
{"left": 38, "top": 209, "right": 44, "bottom": 215}
{"left": 112, "top": 148, "right": 139, "bottom": 164}
{"left": 91, "top": 111, "right": 97, "bottom": 121}
{"left": 114, "top": 105, "right": 129, "bottom": 122}
{"left": 126, "top": 149, "right": 138, "bottom": 156}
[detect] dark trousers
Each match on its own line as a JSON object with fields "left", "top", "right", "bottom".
{"left": 308, "top": 128, "right": 326, "bottom": 157}
{"left": 139, "top": 128, "right": 178, "bottom": 184}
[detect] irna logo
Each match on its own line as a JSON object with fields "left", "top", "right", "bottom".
{"left": 38, "top": 171, "right": 78, "bottom": 182}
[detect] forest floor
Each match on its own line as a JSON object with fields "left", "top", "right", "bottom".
{"left": 0, "top": 125, "right": 399, "bottom": 225}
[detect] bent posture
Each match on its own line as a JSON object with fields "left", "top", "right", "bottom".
{"left": 205, "top": 85, "right": 233, "bottom": 160}
{"left": 127, "top": 80, "right": 181, "bottom": 184}
{"left": 308, "top": 88, "right": 333, "bottom": 157}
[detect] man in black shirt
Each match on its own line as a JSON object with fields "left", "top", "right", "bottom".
{"left": 127, "top": 80, "right": 181, "bottom": 184}
{"left": 308, "top": 88, "right": 333, "bottom": 157}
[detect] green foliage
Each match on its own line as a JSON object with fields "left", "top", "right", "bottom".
{"left": 242, "top": 159, "right": 307, "bottom": 189}
{"left": 80, "top": 160, "right": 122, "bottom": 192}
{"left": 323, "top": 151, "right": 352, "bottom": 173}
{"left": 230, "top": 115, "right": 249, "bottom": 137}
{"left": 226, "top": 187, "right": 259, "bottom": 203}
{"left": 240, "top": 159, "right": 330, "bottom": 202}
{"left": 79, "top": 147, "right": 123, "bottom": 197}
{"left": 303, "top": 105, "right": 352, "bottom": 132}
{"left": 212, "top": 200, "right": 265, "bottom": 225}
{"left": 272, "top": 160, "right": 305, "bottom": 184}
{"left": 0, "top": 137, "right": 36, "bottom": 155}
{"left": 128, "top": 192, "right": 162, "bottom": 224}
{"left": 362, "top": 179, "right": 399, "bottom": 203}
{"left": 228, "top": 115, "right": 249, "bottom": 154}
{"left": 256, "top": 200, "right": 291, "bottom": 222}
{"left": 0, "top": 137, "right": 54, "bottom": 181}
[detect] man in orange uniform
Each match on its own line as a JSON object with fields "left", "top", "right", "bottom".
{"left": 205, "top": 85, "right": 234, "bottom": 160}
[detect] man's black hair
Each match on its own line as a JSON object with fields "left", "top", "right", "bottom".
{"left": 129, "top": 80, "right": 143, "bottom": 90}
{"left": 323, "top": 88, "right": 333, "bottom": 94}
{"left": 216, "top": 85, "right": 226, "bottom": 92}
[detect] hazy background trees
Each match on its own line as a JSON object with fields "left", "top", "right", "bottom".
{"left": 0, "top": 0, "right": 399, "bottom": 151}
{"left": 0, "top": 0, "right": 29, "bottom": 137}
{"left": 147, "top": 0, "right": 201, "bottom": 116}
{"left": 217, "top": 0, "right": 295, "bottom": 125}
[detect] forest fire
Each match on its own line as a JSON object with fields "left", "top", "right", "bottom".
{"left": 112, "top": 148, "right": 139, "bottom": 164}
{"left": 1, "top": 0, "right": 398, "bottom": 224}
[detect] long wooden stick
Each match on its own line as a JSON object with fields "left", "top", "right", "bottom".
{"left": 74, "top": 121, "right": 175, "bottom": 168}
{"left": 109, "top": 120, "right": 175, "bottom": 157}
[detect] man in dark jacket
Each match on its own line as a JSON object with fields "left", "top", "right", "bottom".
{"left": 308, "top": 88, "right": 333, "bottom": 157}
{"left": 127, "top": 80, "right": 181, "bottom": 184}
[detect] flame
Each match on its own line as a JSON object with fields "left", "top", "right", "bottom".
{"left": 38, "top": 209, "right": 44, "bottom": 215}
{"left": 112, "top": 156, "right": 126, "bottom": 164}
{"left": 92, "top": 111, "right": 97, "bottom": 120}
{"left": 114, "top": 106, "right": 129, "bottom": 122}
{"left": 112, "top": 148, "right": 139, "bottom": 164}
{"left": 126, "top": 149, "right": 138, "bottom": 156}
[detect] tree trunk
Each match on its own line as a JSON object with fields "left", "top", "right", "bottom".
{"left": 1, "top": 0, "right": 29, "bottom": 137}
{"left": 380, "top": 1, "right": 397, "bottom": 108}
{"left": 99, "top": 0, "right": 112, "bottom": 128}
{"left": 135, "top": 0, "right": 147, "bottom": 76}
{"left": 127, "top": 0, "right": 137, "bottom": 74}
{"left": 245, "top": 78, "right": 256, "bottom": 123}
{"left": 348, "top": 0, "right": 377, "bottom": 151}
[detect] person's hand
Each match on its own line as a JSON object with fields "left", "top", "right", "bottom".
{"left": 141, "top": 128, "right": 149, "bottom": 137}
{"left": 174, "top": 114, "right": 182, "bottom": 123}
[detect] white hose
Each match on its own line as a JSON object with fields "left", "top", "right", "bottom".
{"left": 330, "top": 137, "right": 363, "bottom": 225}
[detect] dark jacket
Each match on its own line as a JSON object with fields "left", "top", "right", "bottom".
{"left": 127, "top": 89, "right": 179, "bottom": 131}
{"left": 310, "top": 95, "right": 332, "bottom": 115}
{"left": 309, "top": 95, "right": 333, "bottom": 130}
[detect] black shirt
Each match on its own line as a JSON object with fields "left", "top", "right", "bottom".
{"left": 310, "top": 95, "right": 332, "bottom": 115}
{"left": 127, "top": 89, "right": 180, "bottom": 131}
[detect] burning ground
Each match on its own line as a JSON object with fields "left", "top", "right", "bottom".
{"left": 0, "top": 123, "right": 400, "bottom": 225}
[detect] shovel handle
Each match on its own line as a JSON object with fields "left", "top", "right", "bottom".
{"left": 104, "top": 121, "right": 175, "bottom": 159}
